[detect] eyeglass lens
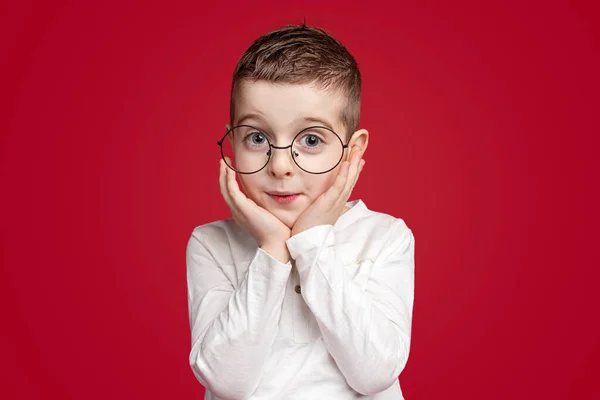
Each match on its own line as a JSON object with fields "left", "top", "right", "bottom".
{"left": 221, "top": 126, "right": 344, "bottom": 174}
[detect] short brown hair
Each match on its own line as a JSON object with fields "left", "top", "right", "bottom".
{"left": 229, "top": 24, "right": 362, "bottom": 135}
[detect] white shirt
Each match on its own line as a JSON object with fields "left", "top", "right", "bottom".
{"left": 186, "top": 200, "right": 415, "bottom": 399}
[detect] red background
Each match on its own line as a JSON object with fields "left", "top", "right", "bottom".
{"left": 1, "top": 1, "right": 598, "bottom": 399}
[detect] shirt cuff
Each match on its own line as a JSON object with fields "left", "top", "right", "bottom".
{"left": 286, "top": 225, "right": 335, "bottom": 263}
{"left": 249, "top": 247, "right": 293, "bottom": 283}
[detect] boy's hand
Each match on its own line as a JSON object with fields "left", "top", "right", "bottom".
{"left": 291, "top": 145, "right": 366, "bottom": 237}
{"left": 219, "top": 158, "right": 291, "bottom": 263}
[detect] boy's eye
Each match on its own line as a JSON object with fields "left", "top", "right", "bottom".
{"left": 300, "top": 134, "right": 321, "bottom": 147}
{"left": 247, "top": 132, "right": 267, "bottom": 145}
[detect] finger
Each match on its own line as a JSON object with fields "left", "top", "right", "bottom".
{"left": 225, "top": 159, "right": 254, "bottom": 216}
{"left": 225, "top": 159, "right": 241, "bottom": 199}
{"left": 341, "top": 146, "right": 362, "bottom": 199}
{"left": 219, "top": 159, "right": 236, "bottom": 210}
{"left": 346, "top": 145, "right": 361, "bottom": 178}
{"left": 223, "top": 161, "right": 252, "bottom": 222}
{"left": 323, "top": 145, "right": 359, "bottom": 205}
{"left": 221, "top": 159, "right": 244, "bottom": 211}
{"left": 355, "top": 158, "right": 366, "bottom": 184}
{"left": 218, "top": 159, "right": 228, "bottom": 199}
{"left": 330, "top": 158, "right": 350, "bottom": 198}
{"left": 350, "top": 150, "right": 364, "bottom": 189}
{"left": 341, "top": 156, "right": 364, "bottom": 204}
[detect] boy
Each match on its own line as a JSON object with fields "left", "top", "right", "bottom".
{"left": 186, "top": 24, "right": 415, "bottom": 399}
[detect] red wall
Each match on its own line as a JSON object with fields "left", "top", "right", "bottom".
{"left": 1, "top": 1, "right": 598, "bottom": 398}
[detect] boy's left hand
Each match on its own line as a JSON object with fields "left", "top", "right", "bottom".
{"left": 291, "top": 145, "right": 365, "bottom": 237}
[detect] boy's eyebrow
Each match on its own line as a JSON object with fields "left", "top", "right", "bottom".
{"left": 298, "top": 116, "right": 335, "bottom": 131}
{"left": 236, "top": 113, "right": 335, "bottom": 132}
{"left": 237, "top": 112, "right": 265, "bottom": 126}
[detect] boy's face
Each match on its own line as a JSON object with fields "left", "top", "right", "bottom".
{"left": 228, "top": 81, "right": 368, "bottom": 229}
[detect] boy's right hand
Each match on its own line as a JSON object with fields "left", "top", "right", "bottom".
{"left": 219, "top": 158, "right": 291, "bottom": 263}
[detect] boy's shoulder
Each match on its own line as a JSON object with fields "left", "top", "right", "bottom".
{"left": 190, "top": 217, "right": 237, "bottom": 238}
{"left": 189, "top": 217, "right": 246, "bottom": 244}
{"left": 188, "top": 217, "right": 256, "bottom": 255}
{"left": 342, "top": 200, "right": 412, "bottom": 235}
{"left": 332, "top": 200, "right": 413, "bottom": 263}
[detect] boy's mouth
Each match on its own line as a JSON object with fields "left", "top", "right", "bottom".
{"left": 267, "top": 191, "right": 300, "bottom": 205}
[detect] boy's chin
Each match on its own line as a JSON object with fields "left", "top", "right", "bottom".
{"left": 269, "top": 208, "right": 299, "bottom": 230}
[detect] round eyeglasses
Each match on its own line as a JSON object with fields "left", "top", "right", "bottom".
{"left": 217, "top": 125, "right": 350, "bottom": 174}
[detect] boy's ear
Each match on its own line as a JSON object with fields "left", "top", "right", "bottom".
{"left": 347, "top": 128, "right": 369, "bottom": 158}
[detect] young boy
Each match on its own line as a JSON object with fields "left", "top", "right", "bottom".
{"left": 186, "top": 24, "right": 415, "bottom": 399}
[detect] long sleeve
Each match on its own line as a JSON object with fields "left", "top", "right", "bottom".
{"left": 285, "top": 221, "right": 415, "bottom": 396}
{"left": 186, "top": 229, "right": 292, "bottom": 399}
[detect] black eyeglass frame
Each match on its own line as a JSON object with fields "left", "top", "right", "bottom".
{"left": 217, "top": 124, "right": 351, "bottom": 175}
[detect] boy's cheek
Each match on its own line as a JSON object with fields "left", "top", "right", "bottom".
{"left": 308, "top": 174, "right": 338, "bottom": 198}
{"left": 237, "top": 176, "right": 252, "bottom": 196}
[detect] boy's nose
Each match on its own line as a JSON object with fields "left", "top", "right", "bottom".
{"left": 267, "top": 148, "right": 295, "bottom": 177}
